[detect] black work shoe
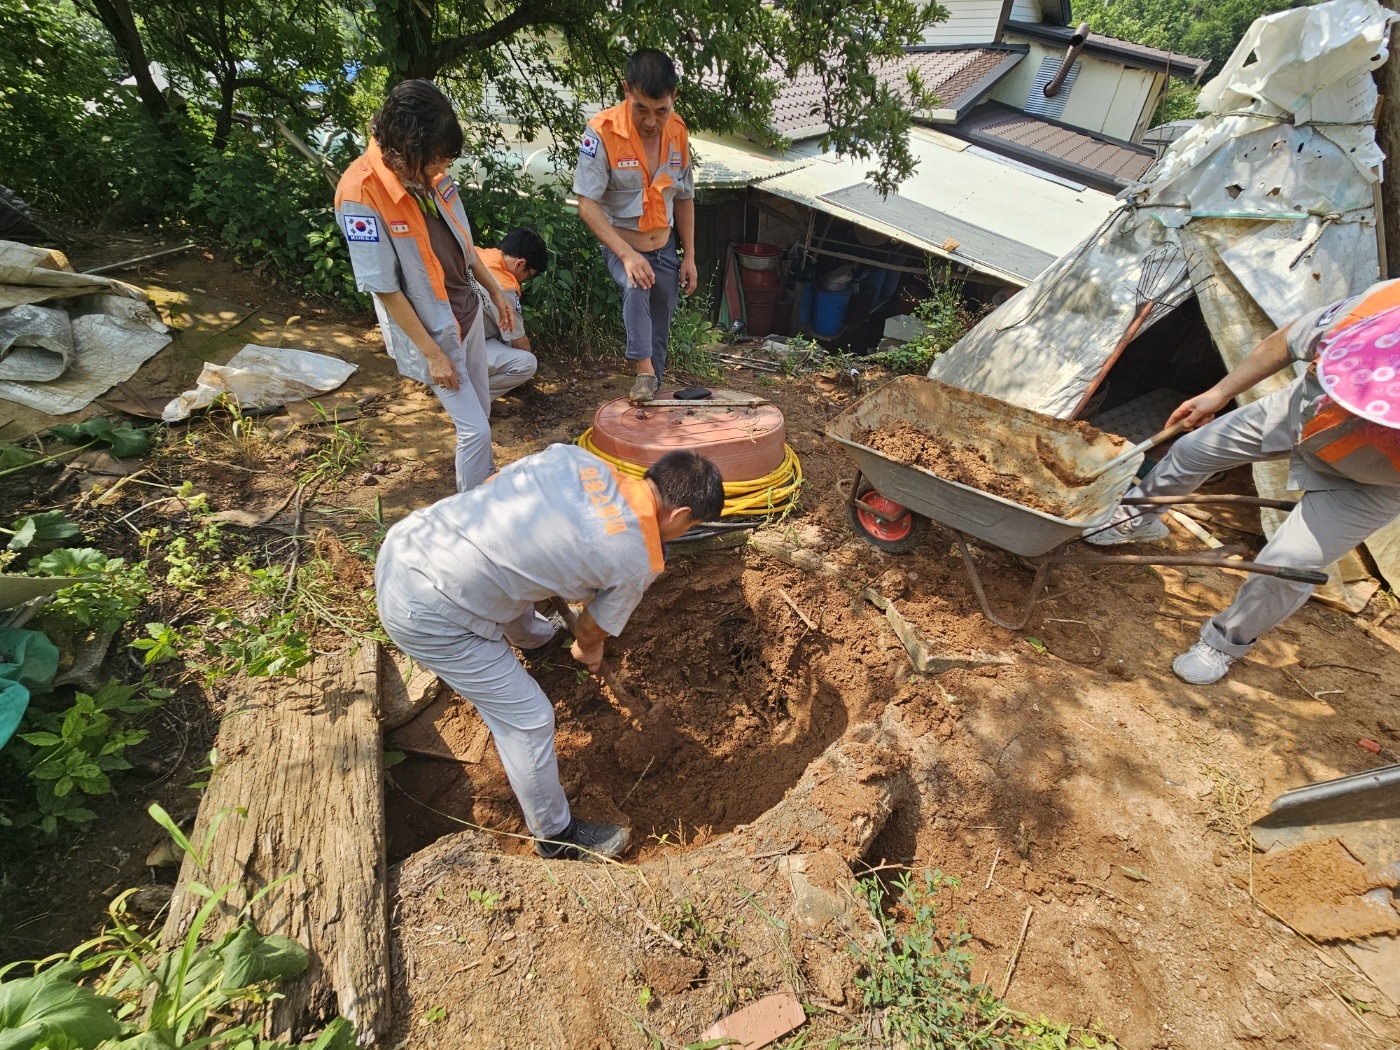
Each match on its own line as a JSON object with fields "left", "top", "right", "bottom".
{"left": 517, "top": 613, "right": 569, "bottom": 662}
{"left": 535, "top": 817, "right": 630, "bottom": 860}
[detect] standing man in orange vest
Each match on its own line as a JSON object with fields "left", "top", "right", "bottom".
{"left": 573, "top": 49, "right": 698, "bottom": 403}
{"left": 1086, "top": 279, "right": 1400, "bottom": 685}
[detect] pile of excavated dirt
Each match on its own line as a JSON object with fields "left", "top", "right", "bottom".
{"left": 1254, "top": 839, "right": 1400, "bottom": 941}
{"left": 856, "top": 418, "right": 1120, "bottom": 516}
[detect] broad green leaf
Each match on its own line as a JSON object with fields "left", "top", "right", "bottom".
{"left": 218, "top": 927, "right": 310, "bottom": 989}
{"left": 0, "top": 968, "right": 123, "bottom": 1050}
{"left": 7, "top": 511, "right": 81, "bottom": 551}
{"left": 0, "top": 444, "right": 37, "bottom": 471}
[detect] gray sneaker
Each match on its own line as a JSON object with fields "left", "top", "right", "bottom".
{"left": 1172, "top": 641, "right": 1236, "bottom": 685}
{"left": 536, "top": 817, "right": 630, "bottom": 860}
{"left": 629, "top": 373, "right": 659, "bottom": 403}
{"left": 1082, "top": 508, "right": 1170, "bottom": 546}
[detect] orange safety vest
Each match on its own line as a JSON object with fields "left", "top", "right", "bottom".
{"left": 587, "top": 103, "right": 690, "bottom": 233}
{"left": 335, "top": 139, "right": 478, "bottom": 321}
{"left": 1298, "top": 281, "right": 1400, "bottom": 485}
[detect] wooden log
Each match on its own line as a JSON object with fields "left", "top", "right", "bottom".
{"left": 161, "top": 643, "right": 389, "bottom": 1044}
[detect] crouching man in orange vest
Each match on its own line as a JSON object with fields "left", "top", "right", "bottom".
{"left": 573, "top": 49, "right": 698, "bottom": 403}
{"left": 1086, "top": 279, "right": 1400, "bottom": 685}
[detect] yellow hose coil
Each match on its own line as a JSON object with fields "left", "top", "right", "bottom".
{"left": 576, "top": 428, "right": 803, "bottom": 518}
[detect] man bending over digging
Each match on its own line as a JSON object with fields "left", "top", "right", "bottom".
{"left": 375, "top": 444, "right": 724, "bottom": 858}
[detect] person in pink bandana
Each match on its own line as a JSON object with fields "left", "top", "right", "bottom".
{"left": 1086, "top": 279, "right": 1400, "bottom": 684}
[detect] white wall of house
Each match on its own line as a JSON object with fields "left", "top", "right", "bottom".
{"left": 1010, "top": 0, "right": 1041, "bottom": 22}
{"left": 991, "top": 38, "right": 1165, "bottom": 141}
{"left": 920, "top": 0, "right": 1007, "bottom": 45}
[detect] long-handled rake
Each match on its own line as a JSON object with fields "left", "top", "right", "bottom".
{"left": 1072, "top": 244, "right": 1197, "bottom": 417}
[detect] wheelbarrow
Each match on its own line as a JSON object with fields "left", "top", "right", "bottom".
{"left": 826, "top": 376, "right": 1328, "bottom": 631}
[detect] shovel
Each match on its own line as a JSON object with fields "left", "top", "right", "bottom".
{"left": 1084, "top": 419, "right": 1191, "bottom": 482}
{"left": 1249, "top": 763, "right": 1400, "bottom": 999}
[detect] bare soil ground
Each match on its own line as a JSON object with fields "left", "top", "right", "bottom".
{"left": 3, "top": 242, "right": 1399, "bottom": 1048}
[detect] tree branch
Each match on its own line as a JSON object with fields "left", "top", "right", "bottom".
{"left": 423, "top": 0, "right": 559, "bottom": 77}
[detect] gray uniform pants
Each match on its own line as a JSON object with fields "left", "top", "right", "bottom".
{"left": 602, "top": 232, "right": 680, "bottom": 380}
{"left": 1125, "top": 394, "right": 1400, "bottom": 657}
{"left": 431, "top": 309, "right": 494, "bottom": 492}
{"left": 485, "top": 337, "right": 538, "bottom": 399}
{"left": 377, "top": 579, "right": 570, "bottom": 838}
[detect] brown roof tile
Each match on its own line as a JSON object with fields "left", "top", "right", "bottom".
{"left": 768, "top": 47, "right": 1021, "bottom": 136}
{"left": 951, "top": 101, "right": 1156, "bottom": 189}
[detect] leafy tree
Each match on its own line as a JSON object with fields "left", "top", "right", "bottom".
{"left": 1073, "top": 0, "right": 1316, "bottom": 121}
{"left": 0, "top": 0, "right": 122, "bottom": 210}
{"left": 359, "top": 0, "right": 951, "bottom": 190}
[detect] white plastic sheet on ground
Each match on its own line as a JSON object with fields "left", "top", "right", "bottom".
{"left": 0, "top": 293, "right": 171, "bottom": 415}
{"left": 163, "top": 345, "right": 358, "bottom": 422}
{"left": 928, "top": 0, "right": 1400, "bottom": 595}
{"left": 0, "top": 304, "right": 74, "bottom": 382}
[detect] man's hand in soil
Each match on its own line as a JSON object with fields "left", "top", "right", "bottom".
{"left": 571, "top": 638, "right": 604, "bottom": 672}
{"left": 623, "top": 251, "right": 656, "bottom": 290}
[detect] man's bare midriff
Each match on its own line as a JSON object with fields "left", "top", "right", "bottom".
{"left": 613, "top": 225, "right": 672, "bottom": 253}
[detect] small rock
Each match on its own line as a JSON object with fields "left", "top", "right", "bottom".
{"left": 878, "top": 569, "right": 908, "bottom": 599}
{"left": 794, "top": 524, "right": 833, "bottom": 551}
{"left": 145, "top": 840, "right": 182, "bottom": 868}
{"left": 361, "top": 472, "right": 378, "bottom": 486}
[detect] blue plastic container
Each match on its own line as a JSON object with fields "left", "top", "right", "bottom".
{"left": 813, "top": 287, "right": 853, "bottom": 336}
{"left": 797, "top": 282, "right": 814, "bottom": 326}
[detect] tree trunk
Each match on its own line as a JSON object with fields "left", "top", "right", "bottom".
{"left": 213, "top": 74, "right": 235, "bottom": 151}
{"left": 85, "top": 0, "right": 171, "bottom": 131}
{"left": 1380, "top": 2, "right": 1400, "bottom": 279}
{"left": 161, "top": 645, "right": 390, "bottom": 1043}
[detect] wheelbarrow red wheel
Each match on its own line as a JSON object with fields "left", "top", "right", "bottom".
{"left": 850, "top": 485, "right": 923, "bottom": 554}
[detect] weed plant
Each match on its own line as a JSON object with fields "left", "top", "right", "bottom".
{"left": 853, "top": 871, "right": 1116, "bottom": 1050}
{"left": 0, "top": 804, "right": 356, "bottom": 1048}
{"left": 867, "top": 267, "right": 982, "bottom": 375}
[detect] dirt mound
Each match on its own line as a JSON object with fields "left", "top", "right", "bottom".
{"left": 388, "top": 731, "right": 909, "bottom": 1048}
{"left": 1254, "top": 838, "right": 1400, "bottom": 941}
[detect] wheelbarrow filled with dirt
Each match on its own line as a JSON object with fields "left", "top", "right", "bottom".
{"left": 826, "top": 376, "right": 1328, "bottom": 629}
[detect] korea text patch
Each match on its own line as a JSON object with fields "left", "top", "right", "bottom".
{"left": 344, "top": 215, "right": 380, "bottom": 242}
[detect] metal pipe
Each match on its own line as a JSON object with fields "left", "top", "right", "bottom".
{"left": 1044, "top": 22, "right": 1090, "bottom": 98}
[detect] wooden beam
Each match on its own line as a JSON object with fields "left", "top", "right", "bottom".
{"left": 161, "top": 644, "right": 389, "bottom": 1043}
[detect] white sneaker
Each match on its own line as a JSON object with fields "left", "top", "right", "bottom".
{"left": 1172, "top": 642, "right": 1236, "bottom": 685}
{"left": 1082, "top": 509, "right": 1170, "bottom": 546}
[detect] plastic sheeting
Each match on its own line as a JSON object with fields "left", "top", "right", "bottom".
{"left": 0, "top": 293, "right": 171, "bottom": 415}
{"left": 927, "top": 0, "right": 1400, "bottom": 594}
{"left": 0, "top": 304, "right": 73, "bottom": 382}
{"left": 0, "top": 628, "right": 57, "bottom": 752}
{"left": 163, "top": 345, "right": 358, "bottom": 422}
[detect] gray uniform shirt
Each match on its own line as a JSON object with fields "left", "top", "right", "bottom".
{"left": 375, "top": 444, "right": 665, "bottom": 640}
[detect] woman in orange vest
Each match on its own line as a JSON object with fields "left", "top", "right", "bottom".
{"left": 335, "top": 80, "right": 514, "bottom": 491}
{"left": 1086, "top": 279, "right": 1400, "bottom": 684}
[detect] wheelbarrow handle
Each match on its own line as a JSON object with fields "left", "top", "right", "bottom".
{"left": 1045, "top": 552, "right": 1328, "bottom": 586}
{"left": 1271, "top": 566, "right": 1331, "bottom": 585}
{"left": 1121, "top": 495, "right": 1300, "bottom": 512}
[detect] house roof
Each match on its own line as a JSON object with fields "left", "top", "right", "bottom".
{"left": 751, "top": 126, "right": 1120, "bottom": 286}
{"left": 1002, "top": 20, "right": 1209, "bottom": 80}
{"left": 768, "top": 46, "right": 1026, "bottom": 139}
{"left": 948, "top": 102, "right": 1157, "bottom": 192}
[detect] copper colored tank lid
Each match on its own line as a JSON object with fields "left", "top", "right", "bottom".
{"left": 590, "top": 388, "right": 787, "bottom": 483}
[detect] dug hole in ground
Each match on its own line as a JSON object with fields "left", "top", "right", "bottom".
{"left": 376, "top": 377, "right": 1400, "bottom": 1045}
{"left": 3, "top": 247, "right": 1397, "bottom": 1050}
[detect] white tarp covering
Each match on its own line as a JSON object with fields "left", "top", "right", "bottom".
{"left": 163, "top": 345, "right": 358, "bottom": 421}
{"left": 0, "top": 294, "right": 171, "bottom": 416}
{"left": 0, "top": 242, "right": 172, "bottom": 414}
{"left": 928, "top": 0, "right": 1400, "bottom": 596}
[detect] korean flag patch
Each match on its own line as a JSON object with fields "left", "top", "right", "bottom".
{"left": 580, "top": 131, "right": 599, "bottom": 158}
{"left": 344, "top": 215, "right": 379, "bottom": 242}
